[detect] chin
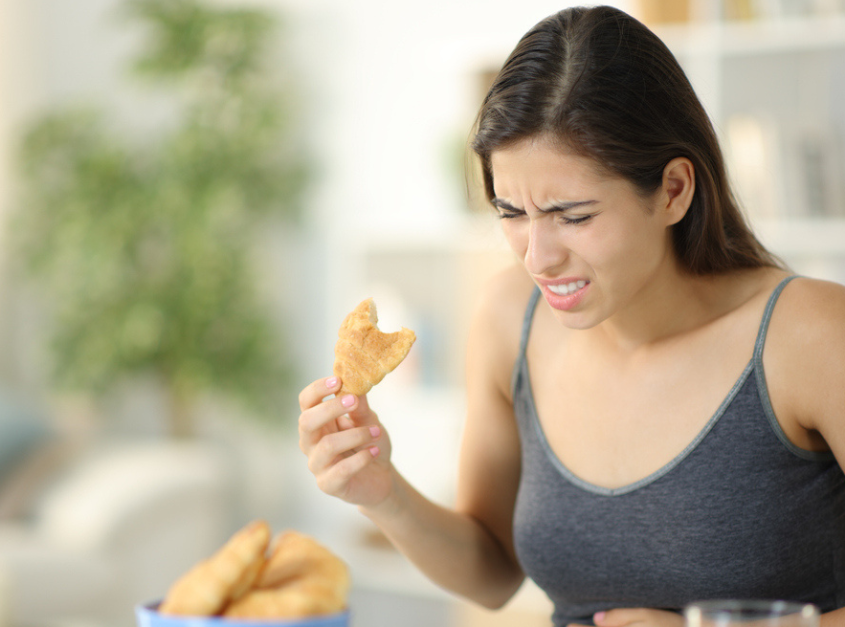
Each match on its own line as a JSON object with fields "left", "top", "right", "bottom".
{"left": 551, "top": 310, "right": 602, "bottom": 331}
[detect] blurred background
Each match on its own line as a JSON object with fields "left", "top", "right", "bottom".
{"left": 0, "top": 0, "right": 844, "bottom": 626}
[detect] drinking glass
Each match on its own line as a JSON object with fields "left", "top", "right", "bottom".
{"left": 685, "top": 600, "right": 819, "bottom": 627}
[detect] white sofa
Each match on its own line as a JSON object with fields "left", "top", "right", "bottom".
{"left": 0, "top": 439, "right": 236, "bottom": 627}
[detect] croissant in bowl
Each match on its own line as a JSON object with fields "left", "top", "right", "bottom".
{"left": 158, "top": 522, "right": 350, "bottom": 620}
{"left": 223, "top": 530, "right": 350, "bottom": 619}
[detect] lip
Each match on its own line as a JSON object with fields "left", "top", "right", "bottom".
{"left": 535, "top": 277, "right": 590, "bottom": 311}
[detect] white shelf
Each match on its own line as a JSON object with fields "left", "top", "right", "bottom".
{"left": 650, "top": 10, "right": 845, "bottom": 267}
{"left": 752, "top": 217, "right": 845, "bottom": 257}
{"left": 655, "top": 14, "right": 845, "bottom": 57}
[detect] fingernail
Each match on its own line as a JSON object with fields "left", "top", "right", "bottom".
{"left": 594, "top": 612, "right": 605, "bottom": 624}
{"left": 341, "top": 394, "right": 355, "bottom": 408}
{"left": 326, "top": 377, "right": 339, "bottom": 388}
{"left": 369, "top": 426, "right": 380, "bottom": 438}
{"left": 369, "top": 446, "right": 380, "bottom": 457}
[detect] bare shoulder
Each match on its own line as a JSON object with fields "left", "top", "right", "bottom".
{"left": 470, "top": 263, "right": 535, "bottom": 352}
{"left": 473, "top": 263, "right": 535, "bottom": 323}
{"left": 770, "top": 276, "right": 845, "bottom": 342}
{"left": 766, "top": 276, "right": 845, "bottom": 371}
{"left": 766, "top": 275, "right": 845, "bottom": 433}
{"left": 467, "top": 264, "right": 536, "bottom": 398}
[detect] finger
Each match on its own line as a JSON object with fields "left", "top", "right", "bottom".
{"left": 316, "top": 447, "right": 379, "bottom": 496}
{"left": 298, "top": 376, "right": 341, "bottom": 412}
{"left": 337, "top": 414, "right": 356, "bottom": 430}
{"left": 344, "top": 393, "right": 381, "bottom": 427}
{"left": 308, "top": 425, "right": 382, "bottom": 475}
{"left": 596, "top": 609, "right": 646, "bottom": 627}
{"left": 321, "top": 392, "right": 376, "bottom": 428}
{"left": 300, "top": 393, "right": 356, "bottom": 434}
{"left": 606, "top": 609, "right": 681, "bottom": 627}
{"left": 298, "top": 394, "right": 357, "bottom": 451}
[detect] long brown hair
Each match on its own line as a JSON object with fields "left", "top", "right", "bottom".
{"left": 471, "top": 6, "right": 781, "bottom": 274}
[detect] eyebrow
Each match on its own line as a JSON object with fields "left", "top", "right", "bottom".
{"left": 491, "top": 198, "right": 599, "bottom": 213}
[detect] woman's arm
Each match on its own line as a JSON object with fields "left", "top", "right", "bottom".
{"left": 789, "top": 285, "right": 845, "bottom": 627}
{"left": 300, "top": 266, "right": 530, "bottom": 608}
{"left": 820, "top": 607, "right": 845, "bottom": 627}
{"left": 766, "top": 277, "right": 845, "bottom": 459}
{"left": 766, "top": 278, "right": 845, "bottom": 627}
{"left": 358, "top": 266, "right": 530, "bottom": 608}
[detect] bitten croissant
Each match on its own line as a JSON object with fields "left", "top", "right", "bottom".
{"left": 332, "top": 298, "right": 416, "bottom": 396}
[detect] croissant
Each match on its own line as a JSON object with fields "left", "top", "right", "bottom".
{"left": 256, "top": 530, "right": 351, "bottom": 590}
{"left": 222, "top": 531, "right": 350, "bottom": 619}
{"left": 221, "top": 579, "right": 347, "bottom": 619}
{"left": 332, "top": 298, "right": 415, "bottom": 396}
{"left": 158, "top": 519, "right": 271, "bottom": 616}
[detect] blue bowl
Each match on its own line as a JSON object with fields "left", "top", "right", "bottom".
{"left": 135, "top": 602, "right": 350, "bottom": 627}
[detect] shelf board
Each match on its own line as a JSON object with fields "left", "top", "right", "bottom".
{"left": 655, "top": 14, "right": 845, "bottom": 57}
{"left": 752, "top": 217, "right": 845, "bottom": 256}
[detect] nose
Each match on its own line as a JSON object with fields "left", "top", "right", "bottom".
{"left": 524, "top": 218, "right": 568, "bottom": 276}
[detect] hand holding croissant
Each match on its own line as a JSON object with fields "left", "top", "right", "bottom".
{"left": 296, "top": 297, "right": 415, "bottom": 508}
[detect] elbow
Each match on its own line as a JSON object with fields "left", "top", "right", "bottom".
{"left": 475, "top": 574, "right": 525, "bottom": 610}
{"left": 479, "top": 597, "right": 511, "bottom": 611}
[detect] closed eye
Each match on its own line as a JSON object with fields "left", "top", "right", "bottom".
{"left": 496, "top": 209, "right": 525, "bottom": 219}
{"left": 559, "top": 214, "right": 593, "bottom": 225}
{"left": 492, "top": 198, "right": 524, "bottom": 220}
{"left": 492, "top": 197, "right": 598, "bottom": 224}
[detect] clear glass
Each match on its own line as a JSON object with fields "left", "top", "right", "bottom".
{"left": 685, "top": 600, "right": 820, "bottom": 627}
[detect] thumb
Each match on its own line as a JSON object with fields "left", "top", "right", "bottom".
{"left": 595, "top": 609, "right": 644, "bottom": 627}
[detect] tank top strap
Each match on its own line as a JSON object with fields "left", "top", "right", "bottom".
{"left": 752, "top": 275, "right": 800, "bottom": 361}
{"left": 518, "top": 287, "right": 543, "bottom": 357}
{"left": 511, "top": 287, "right": 543, "bottom": 396}
{"left": 513, "top": 278, "right": 800, "bottom": 403}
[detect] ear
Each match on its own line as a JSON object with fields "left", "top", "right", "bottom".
{"left": 659, "top": 157, "right": 695, "bottom": 225}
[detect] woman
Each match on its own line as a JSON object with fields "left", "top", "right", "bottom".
{"left": 298, "top": 6, "right": 845, "bottom": 626}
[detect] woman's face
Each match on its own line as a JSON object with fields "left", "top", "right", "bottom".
{"left": 490, "top": 137, "right": 677, "bottom": 330}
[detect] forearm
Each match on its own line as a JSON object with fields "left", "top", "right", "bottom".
{"left": 358, "top": 468, "right": 524, "bottom": 609}
{"left": 821, "top": 608, "right": 845, "bottom": 627}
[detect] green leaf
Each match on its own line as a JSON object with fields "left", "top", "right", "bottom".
{"left": 9, "top": 0, "right": 307, "bottom": 434}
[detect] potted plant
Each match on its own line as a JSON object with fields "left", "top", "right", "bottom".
{"left": 10, "top": 0, "right": 309, "bottom": 437}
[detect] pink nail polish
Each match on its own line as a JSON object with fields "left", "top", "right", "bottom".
{"left": 369, "top": 446, "right": 380, "bottom": 457}
{"left": 326, "top": 377, "right": 339, "bottom": 388}
{"left": 341, "top": 395, "right": 355, "bottom": 408}
{"left": 369, "top": 426, "right": 380, "bottom": 438}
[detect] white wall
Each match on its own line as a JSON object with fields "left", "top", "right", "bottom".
{"left": 271, "top": 0, "right": 634, "bottom": 381}
{"left": 0, "top": 0, "right": 635, "bottom": 400}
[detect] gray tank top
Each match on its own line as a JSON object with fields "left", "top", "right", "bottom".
{"left": 511, "top": 276, "right": 845, "bottom": 626}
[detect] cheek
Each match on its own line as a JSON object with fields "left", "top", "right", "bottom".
{"left": 591, "top": 215, "right": 668, "bottom": 277}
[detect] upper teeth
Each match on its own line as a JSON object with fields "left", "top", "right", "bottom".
{"left": 548, "top": 280, "right": 587, "bottom": 296}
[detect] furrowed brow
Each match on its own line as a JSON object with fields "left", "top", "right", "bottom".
{"left": 539, "top": 200, "right": 599, "bottom": 214}
{"left": 491, "top": 198, "right": 520, "bottom": 211}
{"left": 492, "top": 198, "right": 599, "bottom": 213}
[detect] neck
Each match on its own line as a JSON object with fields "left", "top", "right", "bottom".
{"left": 592, "top": 262, "right": 719, "bottom": 355}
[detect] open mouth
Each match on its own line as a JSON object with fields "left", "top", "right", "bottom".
{"left": 547, "top": 280, "right": 588, "bottom": 296}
